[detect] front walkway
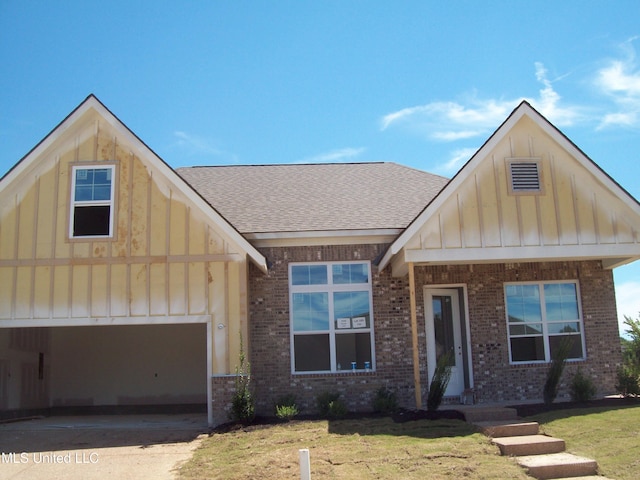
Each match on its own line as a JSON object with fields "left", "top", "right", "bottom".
{"left": 0, "top": 414, "right": 208, "bottom": 479}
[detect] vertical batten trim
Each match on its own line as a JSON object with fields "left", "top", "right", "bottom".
{"left": 185, "top": 207, "right": 191, "bottom": 314}
{"left": 549, "top": 154, "right": 563, "bottom": 246}
{"left": 492, "top": 155, "right": 506, "bottom": 247}
{"left": 49, "top": 157, "right": 60, "bottom": 318}
{"left": 475, "top": 173, "right": 486, "bottom": 248}
{"left": 592, "top": 192, "right": 600, "bottom": 244}
{"left": 204, "top": 227, "right": 210, "bottom": 316}
{"left": 571, "top": 175, "right": 582, "bottom": 245}
{"left": 29, "top": 176, "right": 41, "bottom": 319}
{"left": 457, "top": 194, "right": 465, "bottom": 248}
{"left": 165, "top": 189, "right": 172, "bottom": 313}
{"left": 11, "top": 195, "right": 19, "bottom": 318}
{"left": 535, "top": 195, "right": 544, "bottom": 246}
{"left": 515, "top": 195, "right": 524, "bottom": 246}
{"left": 611, "top": 211, "right": 619, "bottom": 244}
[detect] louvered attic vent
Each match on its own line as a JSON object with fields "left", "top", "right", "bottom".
{"left": 507, "top": 158, "right": 542, "bottom": 194}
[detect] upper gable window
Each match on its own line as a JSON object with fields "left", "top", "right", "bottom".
{"left": 69, "top": 165, "right": 116, "bottom": 239}
{"left": 507, "top": 158, "right": 543, "bottom": 195}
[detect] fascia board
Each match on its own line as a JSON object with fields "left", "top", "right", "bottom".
{"left": 403, "top": 243, "right": 640, "bottom": 266}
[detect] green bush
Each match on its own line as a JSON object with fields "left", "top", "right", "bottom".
{"left": 427, "top": 353, "right": 453, "bottom": 412}
{"left": 569, "top": 367, "right": 597, "bottom": 402}
{"left": 543, "top": 339, "right": 572, "bottom": 405}
{"left": 230, "top": 336, "right": 255, "bottom": 423}
{"left": 372, "top": 387, "right": 398, "bottom": 414}
{"left": 317, "top": 391, "right": 348, "bottom": 418}
{"left": 274, "top": 394, "right": 299, "bottom": 421}
{"left": 275, "top": 404, "right": 299, "bottom": 421}
{"left": 618, "top": 315, "right": 640, "bottom": 397}
{"left": 616, "top": 365, "right": 640, "bottom": 397}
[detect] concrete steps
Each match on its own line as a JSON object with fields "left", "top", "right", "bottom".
{"left": 477, "top": 421, "right": 540, "bottom": 438}
{"left": 517, "top": 453, "right": 598, "bottom": 480}
{"left": 467, "top": 409, "right": 609, "bottom": 479}
{"left": 493, "top": 434, "right": 566, "bottom": 456}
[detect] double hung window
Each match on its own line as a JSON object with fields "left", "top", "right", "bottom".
{"left": 289, "top": 262, "right": 375, "bottom": 373}
{"left": 69, "top": 165, "right": 116, "bottom": 239}
{"left": 505, "top": 281, "right": 585, "bottom": 363}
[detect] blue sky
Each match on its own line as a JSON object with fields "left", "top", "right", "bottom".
{"left": 1, "top": 1, "right": 639, "bottom": 334}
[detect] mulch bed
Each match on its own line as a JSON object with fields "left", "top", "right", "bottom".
{"left": 508, "top": 396, "right": 640, "bottom": 418}
{"left": 211, "top": 397, "right": 639, "bottom": 433}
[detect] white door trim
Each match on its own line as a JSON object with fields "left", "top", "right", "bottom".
{"left": 424, "top": 285, "right": 473, "bottom": 397}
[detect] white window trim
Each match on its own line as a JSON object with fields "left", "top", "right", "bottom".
{"left": 505, "top": 280, "right": 586, "bottom": 365}
{"left": 289, "top": 261, "right": 376, "bottom": 374}
{"left": 69, "top": 164, "right": 116, "bottom": 240}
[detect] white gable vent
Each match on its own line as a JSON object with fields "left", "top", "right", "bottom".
{"left": 507, "top": 158, "right": 542, "bottom": 194}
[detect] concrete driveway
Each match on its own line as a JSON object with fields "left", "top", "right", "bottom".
{"left": 0, "top": 414, "right": 208, "bottom": 479}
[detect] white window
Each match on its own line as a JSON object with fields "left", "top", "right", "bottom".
{"left": 69, "top": 165, "right": 116, "bottom": 239}
{"left": 289, "top": 262, "right": 375, "bottom": 373}
{"left": 505, "top": 281, "right": 585, "bottom": 364}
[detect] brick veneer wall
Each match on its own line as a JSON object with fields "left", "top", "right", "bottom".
{"left": 414, "top": 260, "right": 622, "bottom": 403}
{"left": 246, "top": 248, "right": 622, "bottom": 417}
{"left": 248, "top": 244, "right": 419, "bottom": 416}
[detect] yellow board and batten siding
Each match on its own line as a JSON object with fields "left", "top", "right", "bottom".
{"left": 404, "top": 115, "right": 639, "bottom": 263}
{"left": 0, "top": 108, "right": 246, "bottom": 375}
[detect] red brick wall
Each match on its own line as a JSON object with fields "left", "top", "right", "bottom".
{"left": 414, "top": 260, "right": 622, "bottom": 403}
{"left": 245, "top": 247, "right": 622, "bottom": 417}
{"left": 248, "top": 244, "right": 418, "bottom": 416}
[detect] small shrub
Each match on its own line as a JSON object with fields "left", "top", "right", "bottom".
{"left": 427, "top": 353, "right": 453, "bottom": 412}
{"left": 569, "top": 367, "right": 597, "bottom": 402}
{"left": 372, "top": 387, "right": 398, "bottom": 414}
{"left": 543, "top": 339, "right": 572, "bottom": 406}
{"left": 616, "top": 365, "right": 640, "bottom": 397}
{"left": 275, "top": 404, "right": 299, "bottom": 421}
{"left": 274, "top": 394, "right": 299, "bottom": 421}
{"left": 317, "top": 391, "right": 347, "bottom": 418}
{"left": 230, "top": 335, "right": 255, "bottom": 423}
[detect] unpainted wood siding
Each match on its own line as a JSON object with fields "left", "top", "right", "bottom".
{"left": 0, "top": 109, "right": 248, "bottom": 373}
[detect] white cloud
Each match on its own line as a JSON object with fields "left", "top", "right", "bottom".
{"left": 595, "top": 39, "right": 640, "bottom": 129}
{"left": 615, "top": 281, "right": 640, "bottom": 337}
{"left": 380, "top": 63, "right": 583, "bottom": 142}
{"left": 436, "top": 147, "right": 478, "bottom": 175}
{"left": 172, "top": 131, "right": 224, "bottom": 157}
{"left": 299, "top": 147, "right": 366, "bottom": 164}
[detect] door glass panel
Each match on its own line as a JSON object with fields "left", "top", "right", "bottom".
{"left": 433, "top": 296, "right": 455, "bottom": 367}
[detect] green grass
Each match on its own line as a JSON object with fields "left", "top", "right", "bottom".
{"left": 178, "top": 417, "right": 530, "bottom": 479}
{"left": 529, "top": 404, "right": 640, "bottom": 480}
{"left": 178, "top": 405, "right": 640, "bottom": 479}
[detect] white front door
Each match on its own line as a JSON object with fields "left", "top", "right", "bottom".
{"left": 425, "top": 288, "right": 465, "bottom": 398}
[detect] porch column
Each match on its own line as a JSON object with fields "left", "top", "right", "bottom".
{"left": 408, "top": 262, "right": 422, "bottom": 409}
{"left": 207, "top": 320, "right": 213, "bottom": 427}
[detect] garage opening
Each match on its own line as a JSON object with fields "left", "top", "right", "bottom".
{"left": 0, "top": 323, "right": 207, "bottom": 420}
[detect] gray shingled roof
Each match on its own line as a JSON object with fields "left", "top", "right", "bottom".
{"left": 177, "top": 162, "right": 449, "bottom": 234}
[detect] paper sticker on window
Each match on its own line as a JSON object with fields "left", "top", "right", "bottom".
{"left": 352, "top": 317, "right": 367, "bottom": 328}
{"left": 337, "top": 318, "right": 351, "bottom": 329}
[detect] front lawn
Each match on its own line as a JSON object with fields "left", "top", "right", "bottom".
{"left": 178, "top": 416, "right": 529, "bottom": 479}
{"left": 530, "top": 402, "right": 640, "bottom": 480}
{"left": 178, "top": 401, "right": 640, "bottom": 479}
